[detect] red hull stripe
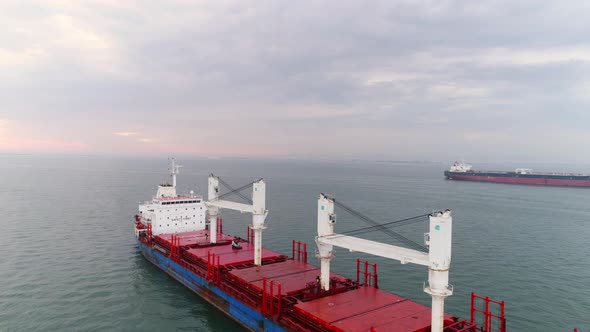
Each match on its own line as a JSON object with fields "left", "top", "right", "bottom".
{"left": 448, "top": 175, "right": 590, "bottom": 187}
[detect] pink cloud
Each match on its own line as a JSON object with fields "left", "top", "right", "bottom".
{"left": 138, "top": 138, "right": 156, "bottom": 143}
{"left": 135, "top": 142, "right": 286, "bottom": 157}
{"left": 0, "top": 138, "right": 88, "bottom": 153}
{"left": 113, "top": 132, "right": 139, "bottom": 136}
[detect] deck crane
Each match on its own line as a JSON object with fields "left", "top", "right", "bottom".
{"left": 315, "top": 193, "right": 453, "bottom": 332}
{"left": 205, "top": 175, "right": 268, "bottom": 266}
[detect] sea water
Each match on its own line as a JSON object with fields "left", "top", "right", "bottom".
{"left": 0, "top": 155, "right": 588, "bottom": 331}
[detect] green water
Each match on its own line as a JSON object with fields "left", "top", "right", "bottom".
{"left": 0, "top": 155, "right": 588, "bottom": 331}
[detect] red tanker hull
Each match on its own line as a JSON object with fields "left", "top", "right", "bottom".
{"left": 448, "top": 175, "right": 590, "bottom": 187}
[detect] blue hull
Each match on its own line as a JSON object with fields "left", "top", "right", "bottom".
{"left": 138, "top": 241, "right": 286, "bottom": 332}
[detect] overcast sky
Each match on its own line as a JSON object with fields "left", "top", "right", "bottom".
{"left": 1, "top": 1, "right": 589, "bottom": 162}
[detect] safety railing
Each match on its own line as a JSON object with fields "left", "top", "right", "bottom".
{"left": 169, "top": 234, "right": 181, "bottom": 262}
{"left": 356, "top": 259, "right": 378, "bottom": 288}
{"left": 207, "top": 252, "right": 221, "bottom": 285}
{"left": 471, "top": 293, "right": 505, "bottom": 332}
{"left": 247, "top": 226, "right": 255, "bottom": 243}
{"left": 217, "top": 217, "right": 223, "bottom": 234}
{"left": 292, "top": 240, "right": 308, "bottom": 263}
{"left": 262, "top": 278, "right": 282, "bottom": 318}
{"left": 146, "top": 224, "right": 153, "bottom": 245}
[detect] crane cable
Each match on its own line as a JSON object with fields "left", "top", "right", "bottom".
{"left": 213, "top": 175, "right": 261, "bottom": 203}
{"left": 338, "top": 213, "right": 429, "bottom": 237}
{"left": 212, "top": 175, "right": 272, "bottom": 225}
{"left": 329, "top": 199, "right": 429, "bottom": 252}
{"left": 213, "top": 178, "right": 426, "bottom": 251}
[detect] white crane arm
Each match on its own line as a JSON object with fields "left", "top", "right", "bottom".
{"left": 206, "top": 200, "right": 253, "bottom": 213}
{"left": 318, "top": 234, "right": 429, "bottom": 266}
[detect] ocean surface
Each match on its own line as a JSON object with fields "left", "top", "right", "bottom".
{"left": 0, "top": 155, "right": 588, "bottom": 331}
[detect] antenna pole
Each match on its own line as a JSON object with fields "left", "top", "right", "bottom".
{"left": 169, "top": 158, "right": 182, "bottom": 188}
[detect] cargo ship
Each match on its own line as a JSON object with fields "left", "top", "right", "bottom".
{"left": 134, "top": 159, "right": 507, "bottom": 332}
{"left": 444, "top": 162, "right": 590, "bottom": 187}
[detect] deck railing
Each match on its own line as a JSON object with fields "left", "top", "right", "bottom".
{"left": 470, "top": 293, "right": 505, "bottom": 332}
{"left": 356, "top": 259, "right": 378, "bottom": 288}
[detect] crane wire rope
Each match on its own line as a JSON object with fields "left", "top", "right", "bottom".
{"left": 337, "top": 214, "right": 429, "bottom": 237}
{"left": 213, "top": 175, "right": 273, "bottom": 226}
{"left": 319, "top": 213, "right": 428, "bottom": 250}
{"left": 213, "top": 175, "right": 261, "bottom": 203}
{"left": 330, "top": 199, "right": 429, "bottom": 252}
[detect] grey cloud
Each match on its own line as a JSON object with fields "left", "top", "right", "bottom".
{"left": 1, "top": 1, "right": 590, "bottom": 161}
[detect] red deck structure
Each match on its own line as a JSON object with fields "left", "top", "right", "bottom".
{"left": 141, "top": 228, "right": 501, "bottom": 332}
{"left": 230, "top": 260, "right": 349, "bottom": 296}
{"left": 229, "top": 260, "right": 319, "bottom": 283}
{"left": 293, "top": 287, "right": 454, "bottom": 332}
{"left": 184, "top": 243, "right": 285, "bottom": 267}
{"left": 155, "top": 230, "right": 235, "bottom": 249}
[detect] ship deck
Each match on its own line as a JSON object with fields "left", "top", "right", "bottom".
{"left": 229, "top": 260, "right": 348, "bottom": 296}
{"left": 293, "top": 287, "right": 452, "bottom": 332}
{"left": 155, "top": 230, "right": 235, "bottom": 248}
{"left": 184, "top": 242, "right": 285, "bottom": 266}
{"left": 143, "top": 229, "right": 457, "bottom": 332}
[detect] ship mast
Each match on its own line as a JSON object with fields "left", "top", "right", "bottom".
{"left": 169, "top": 157, "right": 182, "bottom": 187}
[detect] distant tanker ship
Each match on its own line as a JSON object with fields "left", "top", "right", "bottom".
{"left": 444, "top": 162, "right": 590, "bottom": 187}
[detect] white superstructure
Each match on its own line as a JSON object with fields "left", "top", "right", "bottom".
{"left": 137, "top": 158, "right": 207, "bottom": 236}
{"left": 136, "top": 159, "right": 268, "bottom": 264}
{"left": 449, "top": 161, "right": 472, "bottom": 172}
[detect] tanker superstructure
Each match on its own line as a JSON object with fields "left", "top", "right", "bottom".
{"left": 444, "top": 162, "right": 590, "bottom": 187}
{"left": 134, "top": 159, "right": 508, "bottom": 332}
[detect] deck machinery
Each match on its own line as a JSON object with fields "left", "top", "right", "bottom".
{"left": 135, "top": 159, "right": 506, "bottom": 332}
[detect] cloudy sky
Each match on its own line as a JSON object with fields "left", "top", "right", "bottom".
{"left": 1, "top": 1, "right": 589, "bottom": 162}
